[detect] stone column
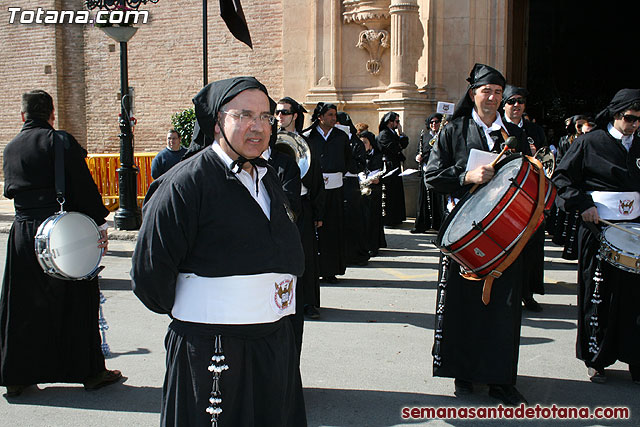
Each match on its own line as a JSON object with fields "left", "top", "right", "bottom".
{"left": 387, "top": 0, "right": 420, "bottom": 95}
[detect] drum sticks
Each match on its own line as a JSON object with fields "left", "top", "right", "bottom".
{"left": 599, "top": 219, "right": 640, "bottom": 239}
{"left": 469, "top": 136, "right": 518, "bottom": 194}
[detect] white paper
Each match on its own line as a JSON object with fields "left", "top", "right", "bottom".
{"left": 466, "top": 148, "right": 499, "bottom": 171}
{"left": 383, "top": 167, "right": 400, "bottom": 178}
{"left": 436, "top": 101, "right": 455, "bottom": 115}
{"left": 399, "top": 168, "right": 419, "bottom": 177}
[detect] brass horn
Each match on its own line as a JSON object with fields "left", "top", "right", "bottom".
{"left": 275, "top": 131, "right": 312, "bottom": 178}
{"left": 534, "top": 146, "right": 555, "bottom": 178}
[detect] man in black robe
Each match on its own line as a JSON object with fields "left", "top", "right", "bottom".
{"left": 131, "top": 77, "right": 307, "bottom": 426}
{"left": 377, "top": 112, "right": 409, "bottom": 226}
{"left": 501, "top": 85, "right": 546, "bottom": 312}
{"left": 425, "top": 64, "right": 531, "bottom": 405}
{"left": 276, "top": 97, "right": 325, "bottom": 320}
{"left": 338, "top": 112, "right": 370, "bottom": 267}
{"left": 303, "top": 103, "right": 351, "bottom": 284}
{"left": 412, "top": 113, "right": 443, "bottom": 233}
{"left": 553, "top": 88, "right": 640, "bottom": 385}
{"left": 1, "top": 90, "right": 120, "bottom": 398}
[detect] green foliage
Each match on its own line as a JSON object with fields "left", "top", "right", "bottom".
{"left": 171, "top": 108, "right": 196, "bottom": 148}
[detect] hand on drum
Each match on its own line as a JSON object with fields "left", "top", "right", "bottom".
{"left": 581, "top": 206, "right": 600, "bottom": 224}
{"left": 98, "top": 229, "right": 109, "bottom": 253}
{"left": 464, "top": 164, "right": 495, "bottom": 185}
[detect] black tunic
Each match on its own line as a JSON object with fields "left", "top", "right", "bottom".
{"left": 131, "top": 147, "right": 306, "bottom": 427}
{"left": 515, "top": 119, "right": 548, "bottom": 297}
{"left": 362, "top": 148, "right": 387, "bottom": 254}
{"left": 0, "top": 120, "right": 109, "bottom": 386}
{"left": 343, "top": 136, "right": 370, "bottom": 265}
{"left": 414, "top": 132, "right": 443, "bottom": 231}
{"left": 377, "top": 127, "right": 408, "bottom": 225}
{"left": 298, "top": 140, "right": 325, "bottom": 308}
{"left": 553, "top": 128, "right": 640, "bottom": 369}
{"left": 425, "top": 115, "right": 530, "bottom": 384}
{"left": 304, "top": 126, "right": 351, "bottom": 277}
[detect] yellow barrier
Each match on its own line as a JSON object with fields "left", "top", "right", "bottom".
{"left": 86, "top": 153, "right": 158, "bottom": 211}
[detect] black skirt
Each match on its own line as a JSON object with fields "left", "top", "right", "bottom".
{"left": 161, "top": 318, "right": 307, "bottom": 427}
{"left": 0, "top": 218, "right": 106, "bottom": 386}
{"left": 317, "top": 187, "right": 346, "bottom": 277}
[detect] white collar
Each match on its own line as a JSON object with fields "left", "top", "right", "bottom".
{"left": 316, "top": 125, "right": 333, "bottom": 140}
{"left": 211, "top": 141, "right": 267, "bottom": 179}
{"left": 504, "top": 115, "right": 523, "bottom": 128}
{"left": 608, "top": 123, "right": 634, "bottom": 151}
{"left": 472, "top": 108, "right": 507, "bottom": 133}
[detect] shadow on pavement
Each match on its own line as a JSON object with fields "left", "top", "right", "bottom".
{"left": 326, "top": 278, "right": 437, "bottom": 291}
{"left": 311, "top": 307, "right": 433, "bottom": 330}
{"left": 99, "top": 278, "right": 131, "bottom": 291}
{"left": 4, "top": 383, "right": 161, "bottom": 414}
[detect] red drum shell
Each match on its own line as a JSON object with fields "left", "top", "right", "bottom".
{"left": 437, "top": 155, "right": 556, "bottom": 278}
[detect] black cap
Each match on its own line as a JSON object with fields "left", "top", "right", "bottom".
{"left": 502, "top": 85, "right": 528, "bottom": 103}
{"left": 452, "top": 63, "right": 506, "bottom": 120}
{"left": 595, "top": 88, "right": 640, "bottom": 128}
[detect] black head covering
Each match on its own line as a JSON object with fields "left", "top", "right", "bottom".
{"left": 425, "top": 113, "right": 443, "bottom": 126}
{"left": 378, "top": 112, "right": 398, "bottom": 132}
{"left": 278, "top": 96, "right": 307, "bottom": 133}
{"left": 185, "top": 76, "right": 276, "bottom": 160}
{"left": 595, "top": 88, "right": 640, "bottom": 128}
{"left": 565, "top": 114, "right": 589, "bottom": 136}
{"left": 358, "top": 130, "right": 378, "bottom": 151}
{"left": 310, "top": 102, "right": 337, "bottom": 123}
{"left": 451, "top": 63, "right": 506, "bottom": 120}
{"left": 502, "top": 85, "right": 528, "bottom": 104}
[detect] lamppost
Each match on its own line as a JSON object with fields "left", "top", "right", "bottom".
{"left": 85, "top": 0, "right": 159, "bottom": 230}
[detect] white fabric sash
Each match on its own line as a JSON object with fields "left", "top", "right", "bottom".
{"left": 171, "top": 272, "right": 296, "bottom": 325}
{"left": 588, "top": 191, "right": 640, "bottom": 220}
{"left": 323, "top": 172, "right": 343, "bottom": 189}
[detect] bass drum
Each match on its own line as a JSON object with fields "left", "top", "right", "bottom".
{"left": 35, "top": 211, "right": 103, "bottom": 281}
{"left": 437, "top": 154, "right": 556, "bottom": 279}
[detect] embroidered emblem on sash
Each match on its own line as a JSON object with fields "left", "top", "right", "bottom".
{"left": 273, "top": 278, "right": 294, "bottom": 311}
{"left": 619, "top": 199, "right": 635, "bottom": 216}
{"left": 323, "top": 176, "right": 329, "bottom": 186}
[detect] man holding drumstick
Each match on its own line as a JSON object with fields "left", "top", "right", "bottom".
{"left": 425, "top": 64, "right": 530, "bottom": 405}
{"left": 554, "top": 89, "right": 640, "bottom": 385}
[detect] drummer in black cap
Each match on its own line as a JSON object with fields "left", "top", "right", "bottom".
{"left": 554, "top": 88, "right": 640, "bottom": 385}
{"left": 425, "top": 63, "right": 530, "bottom": 405}
{"left": 132, "top": 77, "right": 307, "bottom": 426}
{"left": 501, "top": 85, "right": 547, "bottom": 312}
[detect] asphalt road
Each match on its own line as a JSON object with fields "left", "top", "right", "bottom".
{"left": 0, "top": 222, "right": 638, "bottom": 427}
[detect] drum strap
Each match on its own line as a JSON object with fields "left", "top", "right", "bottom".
{"left": 53, "top": 131, "right": 66, "bottom": 207}
{"left": 480, "top": 156, "right": 547, "bottom": 305}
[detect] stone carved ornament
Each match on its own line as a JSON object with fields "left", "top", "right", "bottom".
{"left": 343, "top": 0, "right": 391, "bottom": 75}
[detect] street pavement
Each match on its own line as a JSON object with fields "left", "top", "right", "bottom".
{"left": 0, "top": 198, "right": 637, "bottom": 426}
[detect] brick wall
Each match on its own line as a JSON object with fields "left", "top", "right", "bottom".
{"left": 0, "top": 0, "right": 284, "bottom": 179}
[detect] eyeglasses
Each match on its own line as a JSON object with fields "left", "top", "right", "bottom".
{"left": 221, "top": 110, "right": 276, "bottom": 126}
{"left": 505, "top": 97, "right": 526, "bottom": 105}
{"left": 275, "top": 109, "right": 293, "bottom": 116}
{"left": 622, "top": 114, "right": 640, "bottom": 124}
{"left": 429, "top": 120, "right": 441, "bottom": 125}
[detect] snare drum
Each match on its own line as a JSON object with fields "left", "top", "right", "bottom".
{"left": 34, "top": 211, "right": 104, "bottom": 280}
{"left": 599, "top": 222, "right": 640, "bottom": 275}
{"left": 437, "top": 155, "right": 556, "bottom": 278}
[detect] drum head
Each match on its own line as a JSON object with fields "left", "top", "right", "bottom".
{"left": 441, "top": 156, "right": 524, "bottom": 247}
{"left": 602, "top": 223, "right": 640, "bottom": 254}
{"left": 48, "top": 212, "right": 102, "bottom": 279}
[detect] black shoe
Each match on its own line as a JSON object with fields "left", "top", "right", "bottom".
{"left": 410, "top": 228, "right": 425, "bottom": 234}
{"left": 5, "top": 385, "right": 29, "bottom": 398}
{"left": 523, "top": 297, "right": 543, "bottom": 312}
{"left": 587, "top": 367, "right": 606, "bottom": 384}
{"left": 369, "top": 250, "right": 379, "bottom": 257}
{"left": 488, "top": 384, "right": 528, "bottom": 406}
{"left": 322, "top": 276, "right": 339, "bottom": 284}
{"left": 304, "top": 305, "right": 320, "bottom": 319}
{"left": 454, "top": 379, "right": 473, "bottom": 395}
